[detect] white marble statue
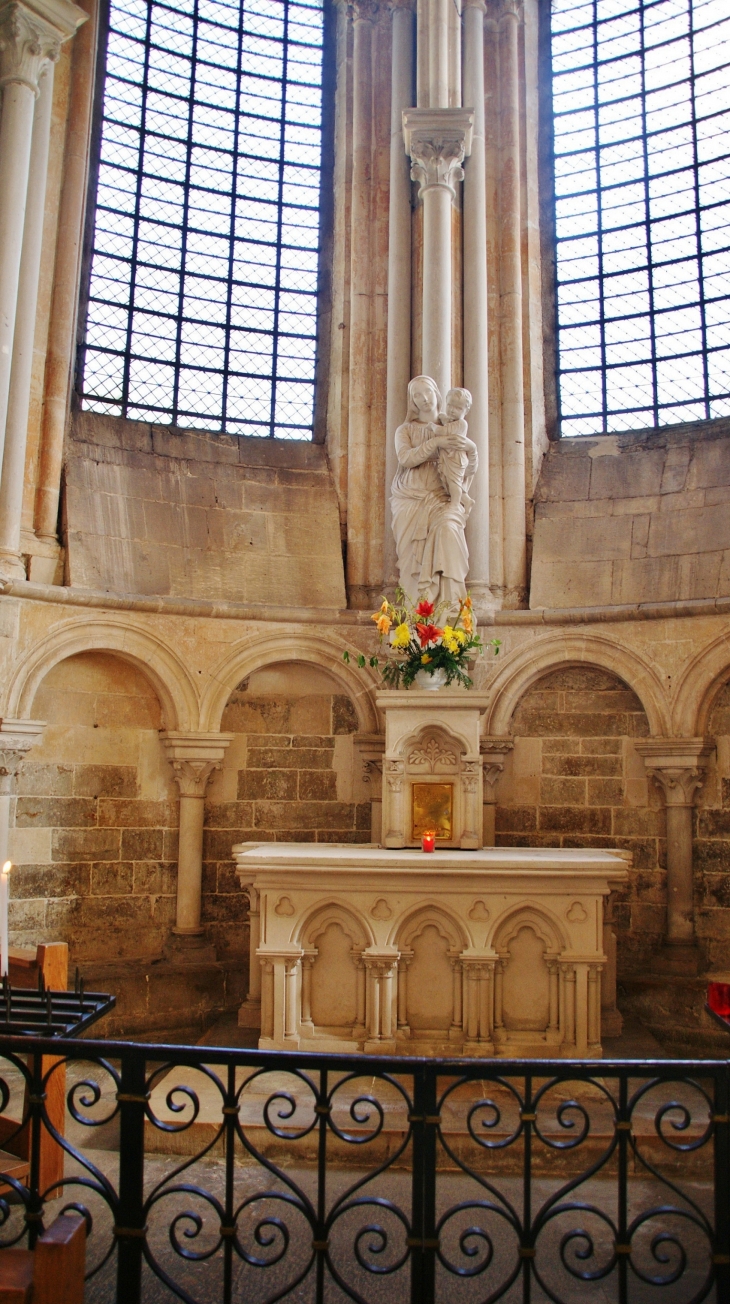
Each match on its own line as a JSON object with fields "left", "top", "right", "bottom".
{"left": 390, "top": 375, "right": 477, "bottom": 610}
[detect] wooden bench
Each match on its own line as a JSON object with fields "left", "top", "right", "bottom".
{"left": 0, "top": 945, "right": 68, "bottom": 1197}
{"left": 0, "top": 1213, "right": 85, "bottom": 1304}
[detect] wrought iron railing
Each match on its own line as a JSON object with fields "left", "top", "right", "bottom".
{"left": 0, "top": 1034, "right": 727, "bottom": 1303}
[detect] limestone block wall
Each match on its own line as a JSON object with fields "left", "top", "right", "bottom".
{"left": 62, "top": 412, "right": 347, "bottom": 607}
{"left": 7, "top": 650, "right": 181, "bottom": 961}
{"left": 203, "top": 666, "right": 371, "bottom": 955}
{"left": 494, "top": 666, "right": 662, "bottom": 974}
{"left": 531, "top": 419, "right": 730, "bottom": 610}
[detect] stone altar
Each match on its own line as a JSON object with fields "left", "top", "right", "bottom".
{"left": 234, "top": 842, "right": 628, "bottom": 1059}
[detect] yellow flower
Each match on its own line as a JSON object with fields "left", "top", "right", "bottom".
{"left": 421, "top": 654, "right": 432, "bottom": 664}
{"left": 379, "top": 598, "right": 389, "bottom": 614}
{"left": 391, "top": 622, "right": 410, "bottom": 648}
{"left": 372, "top": 613, "right": 391, "bottom": 636}
{"left": 454, "top": 628, "right": 467, "bottom": 645}
{"left": 442, "top": 626, "right": 459, "bottom": 653}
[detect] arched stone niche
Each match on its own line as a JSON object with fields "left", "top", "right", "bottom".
{"left": 395, "top": 907, "right": 467, "bottom": 1039}
{"left": 298, "top": 905, "right": 370, "bottom": 1043}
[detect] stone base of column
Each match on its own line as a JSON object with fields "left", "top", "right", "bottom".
{"left": 468, "top": 581, "right": 496, "bottom": 618}
{"left": 165, "top": 932, "right": 217, "bottom": 964}
{"left": 364, "top": 1037, "right": 397, "bottom": 1054}
{"left": 651, "top": 941, "right": 701, "bottom": 977}
{"left": 601, "top": 1007, "right": 623, "bottom": 1038}
{"left": 348, "top": 583, "right": 386, "bottom": 610}
{"left": 22, "top": 532, "right": 63, "bottom": 585}
{"left": 238, "top": 998, "right": 261, "bottom": 1028}
{"left": 0, "top": 548, "right": 26, "bottom": 582}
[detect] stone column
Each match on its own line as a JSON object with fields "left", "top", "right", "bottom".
{"left": 397, "top": 950, "right": 412, "bottom": 1035}
{"left": 460, "top": 757, "right": 483, "bottom": 848}
{"left": 258, "top": 948, "right": 303, "bottom": 1047}
{"left": 403, "top": 108, "right": 473, "bottom": 399}
{"left": 0, "top": 718, "right": 45, "bottom": 868}
{"left": 363, "top": 948, "right": 399, "bottom": 1050}
{"left": 461, "top": 0, "right": 491, "bottom": 611}
{"left": 383, "top": 757, "right": 406, "bottom": 847}
{"left": 561, "top": 962, "right": 576, "bottom": 1049}
{"left": 587, "top": 963, "right": 601, "bottom": 1052}
{"left": 635, "top": 739, "right": 713, "bottom": 972}
{"left": 497, "top": 0, "right": 526, "bottom": 606}
{"left": 384, "top": 0, "right": 415, "bottom": 588}
{"left": 34, "top": 0, "right": 96, "bottom": 557}
{"left": 547, "top": 959, "right": 559, "bottom": 1038}
{"left": 238, "top": 884, "right": 262, "bottom": 1028}
{"left": 354, "top": 734, "right": 385, "bottom": 843}
{"left": 449, "top": 951, "right": 462, "bottom": 1039}
{"left": 161, "top": 732, "right": 233, "bottom": 945}
{"left": 300, "top": 950, "right": 317, "bottom": 1031}
{"left": 353, "top": 951, "right": 367, "bottom": 1038}
{"left": 601, "top": 889, "right": 622, "bottom": 1037}
{"left": 480, "top": 737, "right": 513, "bottom": 846}
{"left": 0, "top": 60, "right": 54, "bottom": 580}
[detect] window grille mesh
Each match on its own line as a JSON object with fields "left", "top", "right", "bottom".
{"left": 79, "top": 0, "right": 324, "bottom": 438}
{"left": 550, "top": 0, "right": 730, "bottom": 437}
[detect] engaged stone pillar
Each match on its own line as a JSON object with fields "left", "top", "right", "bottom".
{"left": 0, "top": 0, "right": 83, "bottom": 471}
{"left": 0, "top": 718, "right": 45, "bottom": 867}
{"left": 635, "top": 739, "right": 713, "bottom": 972}
{"left": 384, "top": 0, "right": 415, "bottom": 588}
{"left": 497, "top": 0, "right": 527, "bottom": 606}
{"left": 403, "top": 108, "right": 473, "bottom": 399}
{"left": 461, "top": 0, "right": 491, "bottom": 611}
{"left": 0, "top": 59, "right": 54, "bottom": 579}
{"left": 480, "top": 737, "right": 513, "bottom": 846}
{"left": 162, "top": 732, "right": 233, "bottom": 944}
{"left": 354, "top": 734, "right": 385, "bottom": 844}
{"left": 238, "top": 885, "right": 262, "bottom": 1028}
{"left": 363, "top": 948, "right": 399, "bottom": 1052}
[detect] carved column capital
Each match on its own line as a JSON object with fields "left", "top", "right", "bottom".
{"left": 480, "top": 737, "right": 514, "bottom": 792}
{"left": 351, "top": 0, "right": 379, "bottom": 21}
{"left": 461, "top": 0, "right": 486, "bottom": 11}
{"left": 161, "top": 731, "right": 234, "bottom": 798}
{"left": 402, "top": 108, "right": 474, "bottom": 199}
{"left": 388, "top": 0, "right": 415, "bottom": 11}
{"left": 495, "top": 0, "right": 520, "bottom": 21}
{"left": 0, "top": 717, "right": 45, "bottom": 782}
{"left": 0, "top": 0, "right": 85, "bottom": 91}
{"left": 634, "top": 739, "right": 714, "bottom": 806}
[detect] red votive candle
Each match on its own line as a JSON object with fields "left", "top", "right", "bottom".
{"left": 422, "top": 831, "right": 436, "bottom": 853}
{"left": 708, "top": 981, "right": 730, "bottom": 1018}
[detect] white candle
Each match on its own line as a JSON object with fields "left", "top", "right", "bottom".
{"left": 1, "top": 861, "right": 10, "bottom": 978}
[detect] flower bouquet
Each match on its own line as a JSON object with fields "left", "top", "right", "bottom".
{"left": 343, "top": 591, "right": 500, "bottom": 689}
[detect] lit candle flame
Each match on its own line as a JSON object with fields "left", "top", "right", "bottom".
{"left": 1, "top": 862, "right": 10, "bottom": 876}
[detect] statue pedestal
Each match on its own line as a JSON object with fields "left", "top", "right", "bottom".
{"left": 234, "top": 843, "right": 628, "bottom": 1059}
{"left": 377, "top": 689, "right": 490, "bottom": 849}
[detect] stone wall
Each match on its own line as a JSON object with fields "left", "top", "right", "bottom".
{"left": 9, "top": 651, "right": 180, "bottom": 961}
{"left": 203, "top": 665, "right": 370, "bottom": 953}
{"left": 62, "top": 411, "right": 347, "bottom": 607}
{"left": 494, "top": 667, "right": 663, "bottom": 974}
{"left": 530, "top": 419, "right": 730, "bottom": 609}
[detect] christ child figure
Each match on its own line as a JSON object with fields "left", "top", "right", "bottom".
{"left": 436, "top": 387, "right": 477, "bottom": 516}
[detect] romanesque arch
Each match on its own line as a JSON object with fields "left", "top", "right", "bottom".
{"left": 3, "top": 617, "right": 198, "bottom": 730}
{"left": 199, "top": 633, "right": 380, "bottom": 734}
{"left": 672, "top": 632, "right": 730, "bottom": 737}
{"left": 484, "top": 632, "right": 671, "bottom": 739}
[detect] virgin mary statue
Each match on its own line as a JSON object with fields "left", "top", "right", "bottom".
{"left": 390, "top": 375, "right": 476, "bottom": 610}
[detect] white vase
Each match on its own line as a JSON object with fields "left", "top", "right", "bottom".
{"left": 414, "top": 667, "right": 448, "bottom": 690}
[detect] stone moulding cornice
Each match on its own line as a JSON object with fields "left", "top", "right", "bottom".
{"left": 0, "top": 0, "right": 85, "bottom": 90}
{"left": 7, "top": 577, "right": 730, "bottom": 628}
{"left": 402, "top": 108, "right": 475, "bottom": 199}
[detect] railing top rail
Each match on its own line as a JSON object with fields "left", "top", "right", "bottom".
{"left": 0, "top": 1031, "right": 727, "bottom": 1076}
